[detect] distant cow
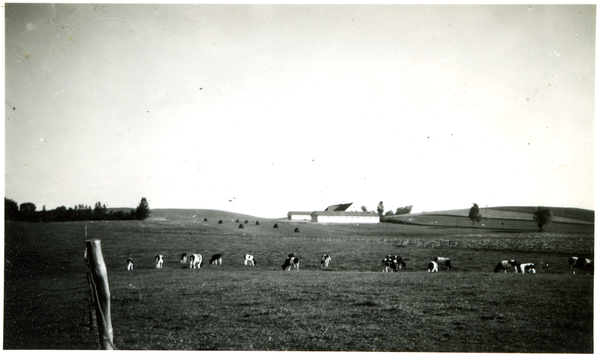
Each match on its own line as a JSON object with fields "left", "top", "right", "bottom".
{"left": 389, "top": 255, "right": 406, "bottom": 272}
{"left": 569, "top": 256, "right": 593, "bottom": 275}
{"left": 428, "top": 261, "right": 438, "bottom": 273}
{"left": 189, "top": 254, "right": 203, "bottom": 269}
{"left": 244, "top": 254, "right": 256, "bottom": 266}
{"left": 518, "top": 262, "right": 536, "bottom": 274}
{"left": 155, "top": 255, "right": 164, "bottom": 269}
{"left": 321, "top": 254, "right": 331, "bottom": 268}
{"left": 283, "top": 254, "right": 299, "bottom": 271}
{"left": 382, "top": 257, "right": 392, "bottom": 272}
{"left": 180, "top": 253, "right": 187, "bottom": 264}
{"left": 127, "top": 258, "right": 134, "bottom": 271}
{"left": 210, "top": 254, "right": 222, "bottom": 265}
{"left": 382, "top": 255, "right": 406, "bottom": 272}
{"left": 494, "top": 260, "right": 518, "bottom": 273}
{"left": 434, "top": 256, "right": 452, "bottom": 270}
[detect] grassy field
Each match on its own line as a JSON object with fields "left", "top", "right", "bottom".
{"left": 3, "top": 209, "right": 594, "bottom": 351}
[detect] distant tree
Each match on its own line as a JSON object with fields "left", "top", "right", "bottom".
{"left": 54, "top": 206, "right": 68, "bottom": 221}
{"left": 533, "top": 206, "right": 553, "bottom": 232}
{"left": 377, "top": 201, "right": 385, "bottom": 221}
{"left": 19, "top": 202, "right": 36, "bottom": 213}
{"left": 385, "top": 210, "right": 394, "bottom": 216}
{"left": 5, "top": 198, "right": 19, "bottom": 220}
{"left": 469, "top": 203, "right": 482, "bottom": 227}
{"left": 93, "top": 202, "right": 108, "bottom": 220}
{"left": 360, "top": 206, "right": 368, "bottom": 212}
{"left": 135, "top": 197, "right": 151, "bottom": 220}
{"left": 395, "top": 205, "right": 413, "bottom": 215}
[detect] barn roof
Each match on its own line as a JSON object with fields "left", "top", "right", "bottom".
{"left": 324, "top": 203, "right": 353, "bottom": 211}
{"left": 287, "top": 211, "right": 313, "bottom": 215}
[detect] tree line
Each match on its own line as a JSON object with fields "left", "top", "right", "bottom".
{"left": 359, "top": 201, "right": 413, "bottom": 222}
{"left": 4, "top": 197, "right": 151, "bottom": 222}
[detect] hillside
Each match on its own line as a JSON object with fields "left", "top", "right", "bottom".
{"left": 148, "top": 206, "right": 594, "bottom": 225}
{"left": 148, "top": 208, "right": 275, "bottom": 222}
{"left": 142, "top": 206, "right": 594, "bottom": 236}
{"left": 408, "top": 206, "right": 594, "bottom": 224}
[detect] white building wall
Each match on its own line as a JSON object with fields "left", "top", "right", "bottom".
{"left": 315, "top": 216, "right": 379, "bottom": 224}
{"left": 291, "top": 214, "right": 312, "bottom": 221}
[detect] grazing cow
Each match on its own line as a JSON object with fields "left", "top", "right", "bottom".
{"left": 127, "top": 258, "right": 134, "bottom": 271}
{"left": 518, "top": 262, "right": 536, "bottom": 274}
{"left": 155, "top": 255, "right": 164, "bottom": 269}
{"left": 283, "top": 254, "right": 299, "bottom": 271}
{"left": 189, "top": 254, "right": 203, "bottom": 269}
{"left": 180, "top": 253, "right": 187, "bottom": 264}
{"left": 321, "top": 254, "right": 331, "bottom": 268}
{"left": 428, "top": 261, "right": 438, "bottom": 273}
{"left": 382, "top": 257, "right": 392, "bottom": 272}
{"left": 434, "top": 256, "right": 452, "bottom": 270}
{"left": 210, "top": 254, "right": 223, "bottom": 265}
{"left": 569, "top": 256, "right": 593, "bottom": 274}
{"left": 244, "top": 254, "right": 256, "bottom": 266}
{"left": 382, "top": 255, "right": 406, "bottom": 272}
{"left": 390, "top": 255, "right": 406, "bottom": 272}
{"left": 494, "top": 260, "right": 518, "bottom": 273}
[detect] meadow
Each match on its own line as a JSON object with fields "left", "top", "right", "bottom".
{"left": 3, "top": 209, "right": 594, "bottom": 351}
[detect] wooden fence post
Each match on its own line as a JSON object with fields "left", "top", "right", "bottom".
{"left": 85, "top": 239, "right": 115, "bottom": 350}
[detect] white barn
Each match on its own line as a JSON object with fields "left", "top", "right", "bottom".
{"left": 311, "top": 210, "right": 380, "bottom": 224}
{"left": 287, "top": 211, "right": 312, "bottom": 221}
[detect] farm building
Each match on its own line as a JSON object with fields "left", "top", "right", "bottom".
{"left": 287, "top": 211, "right": 312, "bottom": 221}
{"left": 288, "top": 203, "right": 380, "bottom": 224}
{"left": 311, "top": 210, "right": 380, "bottom": 224}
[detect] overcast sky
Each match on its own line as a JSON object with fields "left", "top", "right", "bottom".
{"left": 5, "top": 4, "right": 595, "bottom": 218}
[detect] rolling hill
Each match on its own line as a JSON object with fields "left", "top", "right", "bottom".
{"left": 148, "top": 208, "right": 277, "bottom": 222}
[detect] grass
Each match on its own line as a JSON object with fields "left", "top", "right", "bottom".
{"left": 107, "top": 270, "right": 592, "bottom": 351}
{"left": 3, "top": 212, "right": 594, "bottom": 351}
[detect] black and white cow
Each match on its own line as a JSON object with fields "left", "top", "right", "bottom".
{"left": 180, "top": 253, "right": 188, "bottom": 264}
{"left": 210, "top": 254, "right": 222, "bottom": 265}
{"left": 494, "top": 259, "right": 518, "bottom": 273}
{"left": 283, "top": 254, "right": 299, "bottom": 271}
{"left": 382, "top": 255, "right": 406, "bottom": 272}
{"left": 390, "top": 255, "right": 406, "bottom": 272}
{"left": 155, "top": 254, "right": 164, "bottom": 269}
{"left": 518, "top": 262, "right": 536, "bottom": 274}
{"left": 428, "top": 261, "right": 438, "bottom": 273}
{"left": 569, "top": 256, "right": 593, "bottom": 275}
{"left": 321, "top": 254, "right": 331, "bottom": 268}
{"left": 189, "top": 254, "right": 203, "bottom": 269}
{"left": 127, "top": 258, "right": 134, "bottom": 271}
{"left": 244, "top": 254, "right": 256, "bottom": 266}
{"left": 382, "top": 257, "right": 392, "bottom": 272}
{"left": 434, "top": 256, "right": 452, "bottom": 270}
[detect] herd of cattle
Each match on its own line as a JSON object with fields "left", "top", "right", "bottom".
{"left": 125, "top": 254, "right": 593, "bottom": 275}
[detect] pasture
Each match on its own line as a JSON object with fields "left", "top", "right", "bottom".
{"left": 3, "top": 213, "right": 594, "bottom": 351}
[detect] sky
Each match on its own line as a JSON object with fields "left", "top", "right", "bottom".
{"left": 4, "top": 4, "right": 596, "bottom": 218}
